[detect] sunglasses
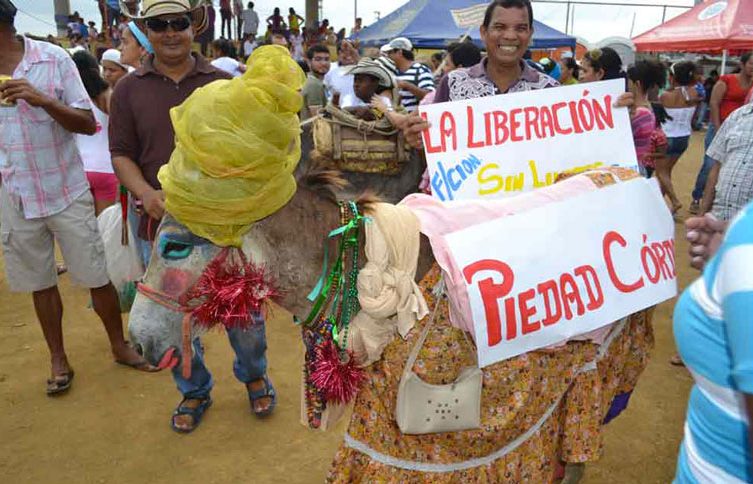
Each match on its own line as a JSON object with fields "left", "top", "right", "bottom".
{"left": 145, "top": 16, "right": 191, "bottom": 33}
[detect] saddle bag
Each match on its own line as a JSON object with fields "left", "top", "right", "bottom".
{"left": 311, "top": 104, "right": 411, "bottom": 175}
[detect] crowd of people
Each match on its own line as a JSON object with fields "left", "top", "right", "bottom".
{"left": 1, "top": 0, "right": 752, "bottom": 481}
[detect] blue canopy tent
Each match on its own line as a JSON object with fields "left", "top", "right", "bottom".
{"left": 355, "top": 0, "right": 575, "bottom": 50}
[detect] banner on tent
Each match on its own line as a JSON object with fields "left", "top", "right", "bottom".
{"left": 450, "top": 3, "right": 488, "bottom": 28}
{"left": 444, "top": 178, "right": 677, "bottom": 367}
{"left": 420, "top": 79, "right": 638, "bottom": 201}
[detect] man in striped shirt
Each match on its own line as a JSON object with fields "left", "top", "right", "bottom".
{"left": 385, "top": 37, "right": 434, "bottom": 112}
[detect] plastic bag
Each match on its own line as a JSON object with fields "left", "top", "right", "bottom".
{"left": 97, "top": 204, "right": 144, "bottom": 312}
{"left": 158, "top": 45, "right": 306, "bottom": 247}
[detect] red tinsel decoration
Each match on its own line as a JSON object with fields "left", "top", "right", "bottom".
{"left": 185, "top": 249, "right": 281, "bottom": 331}
{"left": 310, "top": 339, "right": 366, "bottom": 404}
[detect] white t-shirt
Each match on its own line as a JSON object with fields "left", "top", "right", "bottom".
{"left": 211, "top": 57, "right": 243, "bottom": 77}
{"left": 324, "top": 62, "right": 364, "bottom": 109}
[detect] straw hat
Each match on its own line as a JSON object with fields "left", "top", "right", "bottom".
{"left": 120, "top": 0, "right": 208, "bottom": 35}
{"left": 345, "top": 58, "right": 396, "bottom": 90}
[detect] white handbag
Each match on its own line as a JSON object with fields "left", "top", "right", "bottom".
{"left": 395, "top": 295, "right": 482, "bottom": 435}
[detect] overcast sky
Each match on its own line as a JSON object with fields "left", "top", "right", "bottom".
{"left": 13, "top": 0, "right": 696, "bottom": 45}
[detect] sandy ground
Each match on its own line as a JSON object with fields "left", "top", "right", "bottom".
{"left": 0, "top": 133, "right": 707, "bottom": 483}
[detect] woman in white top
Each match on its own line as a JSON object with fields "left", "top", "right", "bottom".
{"left": 660, "top": 61, "right": 700, "bottom": 214}
{"left": 72, "top": 51, "right": 118, "bottom": 215}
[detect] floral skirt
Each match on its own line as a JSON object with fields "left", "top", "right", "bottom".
{"left": 327, "top": 266, "right": 654, "bottom": 483}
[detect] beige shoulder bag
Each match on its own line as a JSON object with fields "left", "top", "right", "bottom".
{"left": 395, "top": 296, "right": 482, "bottom": 435}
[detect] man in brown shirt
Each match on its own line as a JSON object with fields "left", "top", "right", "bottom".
{"left": 109, "top": 0, "right": 275, "bottom": 434}
{"left": 110, "top": 20, "right": 230, "bottom": 252}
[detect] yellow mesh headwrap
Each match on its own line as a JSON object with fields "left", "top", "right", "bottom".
{"left": 157, "top": 45, "right": 306, "bottom": 247}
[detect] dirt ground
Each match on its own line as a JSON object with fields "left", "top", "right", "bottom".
{"left": 0, "top": 133, "right": 707, "bottom": 484}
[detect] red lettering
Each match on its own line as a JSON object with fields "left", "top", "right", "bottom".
{"left": 509, "top": 108, "right": 523, "bottom": 142}
{"left": 552, "top": 102, "right": 572, "bottom": 135}
{"left": 467, "top": 106, "right": 485, "bottom": 149}
{"left": 568, "top": 101, "right": 584, "bottom": 134}
{"left": 440, "top": 111, "right": 457, "bottom": 152}
{"left": 421, "top": 112, "right": 444, "bottom": 154}
{"left": 663, "top": 239, "right": 676, "bottom": 277}
{"left": 603, "top": 231, "right": 645, "bottom": 293}
{"left": 537, "top": 279, "right": 562, "bottom": 326}
{"left": 574, "top": 265, "right": 604, "bottom": 310}
{"left": 577, "top": 98, "right": 595, "bottom": 131}
{"left": 524, "top": 106, "right": 542, "bottom": 139}
{"left": 651, "top": 242, "right": 672, "bottom": 280}
{"left": 493, "top": 111, "right": 509, "bottom": 144}
{"left": 539, "top": 106, "right": 555, "bottom": 138}
{"left": 593, "top": 95, "right": 614, "bottom": 129}
{"left": 518, "top": 288, "right": 540, "bottom": 335}
{"left": 560, "top": 273, "right": 585, "bottom": 320}
{"left": 463, "top": 259, "right": 515, "bottom": 346}
{"left": 483, "top": 111, "right": 493, "bottom": 146}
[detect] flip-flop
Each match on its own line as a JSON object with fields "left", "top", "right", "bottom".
{"left": 171, "top": 396, "right": 212, "bottom": 434}
{"left": 670, "top": 355, "right": 685, "bottom": 366}
{"left": 247, "top": 375, "right": 276, "bottom": 418}
{"left": 46, "top": 369, "right": 75, "bottom": 396}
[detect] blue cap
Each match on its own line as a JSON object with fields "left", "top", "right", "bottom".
{"left": 128, "top": 21, "right": 154, "bottom": 54}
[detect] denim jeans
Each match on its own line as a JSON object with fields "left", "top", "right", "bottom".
{"left": 691, "top": 124, "right": 717, "bottom": 201}
{"left": 171, "top": 315, "right": 268, "bottom": 399}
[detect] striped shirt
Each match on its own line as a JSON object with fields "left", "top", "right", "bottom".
{"left": 631, "top": 107, "right": 655, "bottom": 169}
{"left": 0, "top": 36, "right": 92, "bottom": 219}
{"left": 707, "top": 103, "right": 753, "bottom": 221}
{"left": 673, "top": 202, "right": 753, "bottom": 483}
{"left": 395, "top": 61, "right": 435, "bottom": 112}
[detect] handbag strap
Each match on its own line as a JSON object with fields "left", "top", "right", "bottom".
{"left": 401, "top": 292, "right": 476, "bottom": 380}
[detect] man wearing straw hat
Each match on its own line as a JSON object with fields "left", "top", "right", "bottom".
{"left": 110, "top": 0, "right": 275, "bottom": 433}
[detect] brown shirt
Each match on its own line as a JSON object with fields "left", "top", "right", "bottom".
{"left": 109, "top": 53, "right": 231, "bottom": 238}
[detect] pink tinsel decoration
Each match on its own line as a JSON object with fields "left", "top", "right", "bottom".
{"left": 310, "top": 339, "right": 365, "bottom": 404}
{"left": 186, "top": 250, "right": 280, "bottom": 330}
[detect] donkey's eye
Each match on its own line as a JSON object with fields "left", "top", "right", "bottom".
{"left": 160, "top": 240, "right": 193, "bottom": 260}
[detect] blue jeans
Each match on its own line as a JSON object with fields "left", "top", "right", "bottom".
{"left": 172, "top": 315, "right": 268, "bottom": 399}
{"left": 691, "top": 124, "right": 717, "bottom": 202}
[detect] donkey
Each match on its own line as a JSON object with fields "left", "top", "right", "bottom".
{"left": 127, "top": 169, "right": 433, "bottom": 368}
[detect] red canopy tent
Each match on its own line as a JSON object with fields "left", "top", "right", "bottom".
{"left": 632, "top": 0, "right": 753, "bottom": 71}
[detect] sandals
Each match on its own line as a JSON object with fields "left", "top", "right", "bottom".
{"left": 171, "top": 396, "right": 213, "bottom": 433}
{"left": 247, "top": 375, "right": 276, "bottom": 418}
{"left": 46, "top": 368, "right": 75, "bottom": 396}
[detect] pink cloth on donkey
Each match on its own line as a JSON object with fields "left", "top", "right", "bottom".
{"left": 400, "top": 173, "right": 614, "bottom": 345}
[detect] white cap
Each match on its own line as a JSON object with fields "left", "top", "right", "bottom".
{"left": 388, "top": 37, "right": 413, "bottom": 51}
{"left": 380, "top": 43, "right": 392, "bottom": 54}
{"left": 101, "top": 48, "right": 128, "bottom": 71}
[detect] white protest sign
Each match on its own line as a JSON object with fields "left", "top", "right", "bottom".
{"left": 420, "top": 79, "right": 638, "bottom": 201}
{"left": 444, "top": 178, "right": 676, "bottom": 368}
